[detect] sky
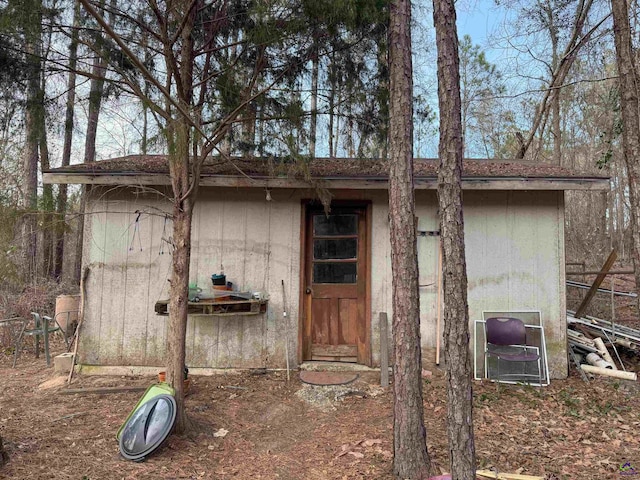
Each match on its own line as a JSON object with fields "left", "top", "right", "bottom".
{"left": 457, "top": 0, "right": 502, "bottom": 51}
{"left": 411, "top": 0, "right": 512, "bottom": 156}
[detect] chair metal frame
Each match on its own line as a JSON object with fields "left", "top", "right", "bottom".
{"left": 474, "top": 315, "right": 550, "bottom": 387}
{"left": 481, "top": 317, "right": 546, "bottom": 389}
{"left": 13, "top": 312, "right": 69, "bottom": 367}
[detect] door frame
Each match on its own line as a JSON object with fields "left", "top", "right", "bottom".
{"left": 298, "top": 200, "right": 372, "bottom": 366}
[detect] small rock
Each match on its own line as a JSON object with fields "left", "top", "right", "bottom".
{"left": 37, "top": 376, "right": 67, "bottom": 390}
{"left": 363, "top": 439, "right": 382, "bottom": 447}
{"left": 213, "top": 428, "right": 228, "bottom": 438}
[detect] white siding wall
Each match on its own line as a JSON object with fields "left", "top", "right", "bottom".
{"left": 80, "top": 187, "right": 302, "bottom": 369}
{"left": 80, "top": 187, "right": 566, "bottom": 377}
{"left": 368, "top": 190, "right": 566, "bottom": 378}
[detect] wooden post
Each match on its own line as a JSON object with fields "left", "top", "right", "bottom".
{"left": 42, "top": 315, "right": 50, "bottom": 367}
{"left": 68, "top": 267, "right": 89, "bottom": 384}
{"left": 380, "top": 312, "right": 389, "bottom": 387}
{"left": 34, "top": 314, "right": 40, "bottom": 358}
{"left": 575, "top": 250, "right": 617, "bottom": 318}
{"left": 611, "top": 276, "right": 616, "bottom": 336}
{"left": 281, "top": 280, "right": 290, "bottom": 382}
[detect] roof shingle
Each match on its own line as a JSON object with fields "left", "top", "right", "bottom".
{"left": 45, "top": 155, "right": 608, "bottom": 180}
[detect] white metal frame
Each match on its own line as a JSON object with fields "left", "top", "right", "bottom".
{"left": 473, "top": 312, "right": 550, "bottom": 386}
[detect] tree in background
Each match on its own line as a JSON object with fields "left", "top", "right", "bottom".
{"left": 2, "top": 0, "right": 46, "bottom": 281}
{"left": 388, "top": 0, "right": 432, "bottom": 478}
{"left": 610, "top": 0, "right": 640, "bottom": 309}
{"left": 0, "top": 0, "right": 390, "bottom": 291}
{"left": 0, "top": 0, "right": 74, "bottom": 283}
{"left": 498, "top": 0, "right": 606, "bottom": 161}
{"left": 55, "top": 0, "right": 81, "bottom": 280}
{"left": 75, "top": 0, "right": 384, "bottom": 433}
{"left": 458, "top": 34, "right": 505, "bottom": 157}
{"left": 74, "top": 0, "right": 110, "bottom": 284}
{"left": 433, "top": 0, "right": 476, "bottom": 478}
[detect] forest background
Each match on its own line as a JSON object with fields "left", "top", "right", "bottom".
{"left": 0, "top": 0, "right": 623, "bottom": 296}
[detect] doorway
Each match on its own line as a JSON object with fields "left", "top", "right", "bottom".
{"left": 301, "top": 204, "right": 370, "bottom": 364}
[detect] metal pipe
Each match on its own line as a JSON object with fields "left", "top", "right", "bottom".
{"left": 566, "top": 269, "right": 635, "bottom": 275}
{"left": 566, "top": 280, "right": 637, "bottom": 297}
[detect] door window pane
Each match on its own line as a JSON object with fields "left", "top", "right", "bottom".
{"left": 313, "top": 214, "right": 357, "bottom": 236}
{"left": 313, "top": 263, "right": 357, "bottom": 283}
{"left": 314, "top": 238, "right": 357, "bottom": 260}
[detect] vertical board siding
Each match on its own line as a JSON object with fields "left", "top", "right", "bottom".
{"left": 143, "top": 209, "right": 171, "bottom": 363}
{"left": 368, "top": 191, "right": 393, "bottom": 366}
{"left": 82, "top": 187, "right": 300, "bottom": 368}
{"left": 463, "top": 191, "right": 565, "bottom": 377}
{"left": 366, "top": 190, "right": 565, "bottom": 377}
{"left": 79, "top": 192, "right": 106, "bottom": 364}
{"left": 415, "top": 191, "right": 440, "bottom": 350}
{"left": 81, "top": 187, "right": 565, "bottom": 377}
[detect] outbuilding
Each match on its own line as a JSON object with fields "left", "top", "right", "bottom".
{"left": 44, "top": 156, "right": 609, "bottom": 379}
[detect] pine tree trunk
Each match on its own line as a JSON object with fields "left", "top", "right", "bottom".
{"left": 388, "top": 1, "right": 432, "bottom": 478}
{"left": 40, "top": 115, "right": 54, "bottom": 277}
{"left": 166, "top": 1, "right": 197, "bottom": 433}
{"left": 377, "top": 39, "right": 389, "bottom": 159}
{"left": 310, "top": 53, "right": 319, "bottom": 157}
{"left": 39, "top": 5, "right": 55, "bottom": 278}
{"left": 433, "top": 0, "right": 476, "bottom": 478}
{"left": 328, "top": 51, "right": 335, "bottom": 157}
{"left": 549, "top": 6, "right": 562, "bottom": 166}
{"left": 84, "top": 52, "right": 106, "bottom": 163}
{"left": 75, "top": 1, "right": 107, "bottom": 283}
{"left": 166, "top": 199, "right": 193, "bottom": 433}
{"left": 55, "top": 0, "right": 80, "bottom": 280}
{"left": 22, "top": 12, "right": 43, "bottom": 281}
{"left": 552, "top": 93, "right": 562, "bottom": 165}
{"left": 142, "top": 34, "right": 151, "bottom": 155}
{"left": 611, "top": 0, "right": 640, "bottom": 307}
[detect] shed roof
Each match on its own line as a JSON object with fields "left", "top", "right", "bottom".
{"left": 43, "top": 155, "right": 609, "bottom": 191}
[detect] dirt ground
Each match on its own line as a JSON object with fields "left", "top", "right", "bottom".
{"left": 1, "top": 341, "right": 639, "bottom": 480}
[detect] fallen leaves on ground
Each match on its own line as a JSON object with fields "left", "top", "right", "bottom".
{"left": 0, "top": 339, "right": 639, "bottom": 479}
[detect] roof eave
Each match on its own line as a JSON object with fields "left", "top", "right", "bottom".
{"left": 42, "top": 172, "right": 610, "bottom": 191}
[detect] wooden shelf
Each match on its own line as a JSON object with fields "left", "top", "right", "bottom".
{"left": 154, "top": 298, "right": 267, "bottom": 316}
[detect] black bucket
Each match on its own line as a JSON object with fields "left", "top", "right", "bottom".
{"left": 211, "top": 273, "right": 226, "bottom": 286}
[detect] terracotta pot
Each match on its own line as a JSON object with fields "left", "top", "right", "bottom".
{"left": 157, "top": 372, "right": 191, "bottom": 393}
{"left": 213, "top": 285, "right": 231, "bottom": 302}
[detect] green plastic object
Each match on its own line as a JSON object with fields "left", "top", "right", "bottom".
{"left": 116, "top": 382, "right": 175, "bottom": 441}
{"left": 188, "top": 284, "right": 202, "bottom": 302}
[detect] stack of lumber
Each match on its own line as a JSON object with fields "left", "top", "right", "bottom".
{"left": 567, "top": 310, "right": 639, "bottom": 381}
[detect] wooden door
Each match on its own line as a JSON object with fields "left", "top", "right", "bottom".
{"left": 303, "top": 206, "right": 369, "bottom": 363}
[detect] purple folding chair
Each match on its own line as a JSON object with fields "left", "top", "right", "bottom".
{"left": 484, "top": 317, "right": 542, "bottom": 390}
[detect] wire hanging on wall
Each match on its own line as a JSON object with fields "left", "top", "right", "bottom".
{"left": 159, "top": 214, "right": 173, "bottom": 255}
{"left": 129, "top": 210, "right": 143, "bottom": 252}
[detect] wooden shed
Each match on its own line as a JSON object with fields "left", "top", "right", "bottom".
{"left": 44, "top": 156, "right": 609, "bottom": 379}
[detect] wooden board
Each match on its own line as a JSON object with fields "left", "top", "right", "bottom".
{"left": 59, "top": 386, "right": 148, "bottom": 395}
{"left": 154, "top": 299, "right": 267, "bottom": 316}
{"left": 574, "top": 250, "right": 617, "bottom": 318}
